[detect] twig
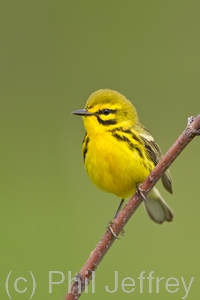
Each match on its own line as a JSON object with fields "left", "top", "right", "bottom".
{"left": 65, "top": 115, "right": 200, "bottom": 300}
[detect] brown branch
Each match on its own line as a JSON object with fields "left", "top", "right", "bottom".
{"left": 65, "top": 115, "right": 200, "bottom": 300}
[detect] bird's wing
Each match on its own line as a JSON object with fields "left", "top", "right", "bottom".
{"left": 139, "top": 129, "right": 173, "bottom": 194}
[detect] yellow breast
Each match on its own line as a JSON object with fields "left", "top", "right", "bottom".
{"left": 83, "top": 131, "right": 154, "bottom": 199}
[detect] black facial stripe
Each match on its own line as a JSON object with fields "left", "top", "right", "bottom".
{"left": 96, "top": 116, "right": 117, "bottom": 126}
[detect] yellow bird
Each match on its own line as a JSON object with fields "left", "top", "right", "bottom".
{"left": 72, "top": 89, "right": 173, "bottom": 224}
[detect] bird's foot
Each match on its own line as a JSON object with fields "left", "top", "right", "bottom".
{"left": 136, "top": 183, "right": 148, "bottom": 202}
{"left": 106, "top": 220, "right": 125, "bottom": 239}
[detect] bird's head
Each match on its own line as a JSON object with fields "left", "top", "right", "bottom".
{"left": 72, "top": 89, "right": 138, "bottom": 134}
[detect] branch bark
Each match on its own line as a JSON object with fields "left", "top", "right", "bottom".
{"left": 65, "top": 115, "right": 200, "bottom": 300}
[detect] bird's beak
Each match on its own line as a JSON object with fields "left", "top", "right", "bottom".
{"left": 72, "top": 109, "right": 93, "bottom": 116}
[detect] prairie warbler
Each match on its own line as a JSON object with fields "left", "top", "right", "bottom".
{"left": 72, "top": 89, "right": 173, "bottom": 224}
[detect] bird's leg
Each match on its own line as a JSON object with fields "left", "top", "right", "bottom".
{"left": 114, "top": 198, "right": 125, "bottom": 218}
{"left": 107, "top": 199, "right": 125, "bottom": 238}
{"left": 136, "top": 183, "right": 148, "bottom": 202}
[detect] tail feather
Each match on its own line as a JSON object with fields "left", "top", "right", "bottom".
{"left": 144, "top": 187, "right": 173, "bottom": 224}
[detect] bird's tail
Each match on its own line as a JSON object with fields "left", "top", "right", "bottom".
{"left": 143, "top": 187, "right": 173, "bottom": 224}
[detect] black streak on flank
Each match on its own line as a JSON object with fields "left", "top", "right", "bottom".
{"left": 135, "top": 146, "right": 144, "bottom": 159}
{"left": 113, "top": 133, "right": 135, "bottom": 149}
{"left": 83, "top": 135, "right": 90, "bottom": 162}
{"left": 96, "top": 116, "right": 117, "bottom": 126}
{"left": 108, "top": 127, "right": 125, "bottom": 133}
{"left": 110, "top": 127, "right": 142, "bottom": 144}
{"left": 142, "top": 161, "right": 148, "bottom": 170}
{"left": 113, "top": 133, "right": 144, "bottom": 159}
{"left": 131, "top": 132, "right": 142, "bottom": 144}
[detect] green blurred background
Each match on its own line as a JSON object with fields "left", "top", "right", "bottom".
{"left": 1, "top": 1, "right": 200, "bottom": 299}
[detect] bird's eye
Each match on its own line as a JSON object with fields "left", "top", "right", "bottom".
{"left": 102, "top": 109, "right": 110, "bottom": 115}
